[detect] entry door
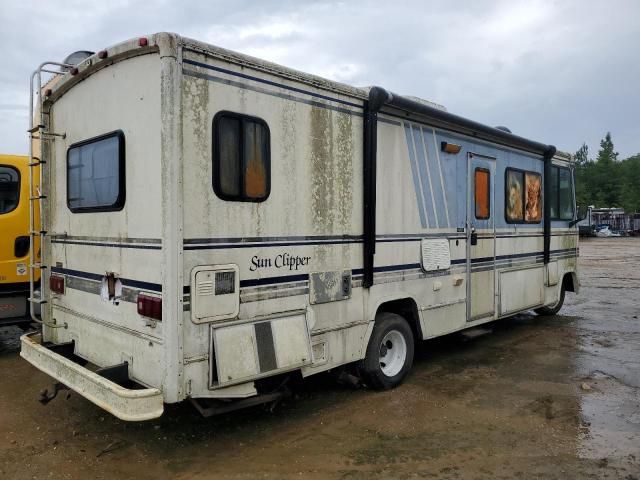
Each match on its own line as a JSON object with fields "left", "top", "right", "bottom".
{"left": 466, "top": 153, "right": 496, "bottom": 322}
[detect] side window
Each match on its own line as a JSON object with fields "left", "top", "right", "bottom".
{"left": 505, "top": 169, "right": 524, "bottom": 222}
{"left": 67, "top": 131, "right": 125, "bottom": 212}
{"left": 550, "top": 166, "right": 574, "bottom": 221}
{"left": 213, "top": 112, "right": 270, "bottom": 202}
{"left": 474, "top": 168, "right": 490, "bottom": 219}
{"left": 505, "top": 168, "right": 542, "bottom": 224}
{"left": 0, "top": 165, "right": 20, "bottom": 214}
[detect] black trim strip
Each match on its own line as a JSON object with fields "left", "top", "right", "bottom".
{"left": 182, "top": 232, "right": 576, "bottom": 249}
{"left": 51, "top": 239, "right": 161, "bottom": 250}
{"left": 50, "top": 267, "right": 162, "bottom": 293}
{"left": 184, "top": 234, "right": 362, "bottom": 244}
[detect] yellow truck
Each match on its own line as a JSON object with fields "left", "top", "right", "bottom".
{"left": 0, "top": 154, "right": 39, "bottom": 327}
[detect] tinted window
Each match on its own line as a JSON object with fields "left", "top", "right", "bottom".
{"left": 0, "top": 166, "right": 20, "bottom": 214}
{"left": 549, "top": 166, "right": 574, "bottom": 221}
{"left": 67, "top": 131, "right": 125, "bottom": 212}
{"left": 549, "top": 166, "right": 559, "bottom": 219}
{"left": 474, "top": 168, "right": 490, "bottom": 219}
{"left": 505, "top": 168, "right": 542, "bottom": 224}
{"left": 558, "top": 167, "right": 574, "bottom": 220}
{"left": 213, "top": 112, "right": 270, "bottom": 202}
{"left": 505, "top": 169, "right": 524, "bottom": 222}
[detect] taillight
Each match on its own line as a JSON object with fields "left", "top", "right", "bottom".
{"left": 138, "top": 37, "right": 148, "bottom": 47}
{"left": 137, "top": 294, "right": 162, "bottom": 320}
{"left": 50, "top": 275, "right": 65, "bottom": 294}
{"left": 14, "top": 236, "right": 29, "bottom": 258}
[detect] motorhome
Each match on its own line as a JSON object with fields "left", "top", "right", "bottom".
{"left": 1, "top": 154, "right": 39, "bottom": 327}
{"left": 21, "top": 33, "right": 579, "bottom": 421}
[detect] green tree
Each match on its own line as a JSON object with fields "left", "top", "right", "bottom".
{"left": 575, "top": 142, "right": 589, "bottom": 166}
{"left": 596, "top": 132, "right": 618, "bottom": 164}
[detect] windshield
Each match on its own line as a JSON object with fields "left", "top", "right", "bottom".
{"left": 0, "top": 165, "right": 20, "bottom": 214}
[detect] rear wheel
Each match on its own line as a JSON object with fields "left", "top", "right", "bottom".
{"left": 534, "top": 284, "right": 565, "bottom": 316}
{"left": 361, "top": 312, "right": 414, "bottom": 390}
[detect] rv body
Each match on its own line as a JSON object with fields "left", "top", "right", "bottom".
{"left": 21, "top": 33, "right": 579, "bottom": 420}
{"left": 0, "top": 154, "right": 39, "bottom": 326}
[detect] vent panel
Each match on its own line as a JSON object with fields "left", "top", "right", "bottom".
{"left": 215, "top": 271, "right": 235, "bottom": 295}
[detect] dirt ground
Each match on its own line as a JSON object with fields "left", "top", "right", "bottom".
{"left": 1, "top": 238, "right": 639, "bottom": 479}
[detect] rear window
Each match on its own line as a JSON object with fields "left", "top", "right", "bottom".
{"left": 0, "top": 165, "right": 20, "bottom": 214}
{"left": 213, "top": 111, "right": 270, "bottom": 202}
{"left": 67, "top": 131, "right": 125, "bottom": 212}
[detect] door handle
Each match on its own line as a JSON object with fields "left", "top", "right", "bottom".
{"left": 470, "top": 226, "right": 478, "bottom": 246}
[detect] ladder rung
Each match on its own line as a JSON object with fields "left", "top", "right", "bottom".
{"left": 29, "top": 231, "right": 48, "bottom": 235}
{"left": 28, "top": 298, "right": 48, "bottom": 305}
{"left": 28, "top": 124, "right": 45, "bottom": 133}
{"left": 29, "top": 161, "right": 46, "bottom": 167}
{"left": 30, "top": 196, "right": 47, "bottom": 200}
{"left": 30, "top": 264, "right": 48, "bottom": 269}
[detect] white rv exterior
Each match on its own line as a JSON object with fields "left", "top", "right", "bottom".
{"left": 21, "top": 33, "right": 579, "bottom": 420}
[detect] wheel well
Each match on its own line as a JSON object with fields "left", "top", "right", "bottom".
{"left": 563, "top": 272, "right": 576, "bottom": 292}
{"left": 377, "top": 298, "right": 422, "bottom": 341}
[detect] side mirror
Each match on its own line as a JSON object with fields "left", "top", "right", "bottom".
{"left": 569, "top": 205, "right": 588, "bottom": 227}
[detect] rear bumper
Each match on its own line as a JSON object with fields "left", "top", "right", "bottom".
{"left": 20, "top": 333, "right": 164, "bottom": 421}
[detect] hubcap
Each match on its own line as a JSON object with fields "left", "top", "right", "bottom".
{"left": 378, "top": 329, "right": 407, "bottom": 377}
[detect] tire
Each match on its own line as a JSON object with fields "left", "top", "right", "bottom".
{"left": 361, "top": 312, "right": 414, "bottom": 390}
{"left": 534, "top": 284, "right": 565, "bottom": 316}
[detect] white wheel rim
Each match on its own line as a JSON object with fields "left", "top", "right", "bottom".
{"left": 379, "top": 329, "right": 407, "bottom": 377}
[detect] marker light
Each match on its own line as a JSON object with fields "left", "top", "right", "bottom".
{"left": 70, "top": 67, "right": 79, "bottom": 76}
{"left": 138, "top": 37, "right": 148, "bottom": 47}
{"left": 44, "top": 89, "right": 52, "bottom": 97}
{"left": 137, "top": 293, "right": 162, "bottom": 321}
{"left": 98, "top": 50, "right": 108, "bottom": 59}
{"left": 49, "top": 275, "right": 65, "bottom": 295}
{"left": 441, "top": 142, "right": 462, "bottom": 154}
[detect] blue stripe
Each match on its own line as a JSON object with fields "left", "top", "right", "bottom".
{"left": 183, "top": 56, "right": 363, "bottom": 109}
{"left": 404, "top": 124, "right": 428, "bottom": 228}
{"left": 51, "top": 267, "right": 162, "bottom": 293}
{"left": 183, "top": 247, "right": 577, "bottom": 292}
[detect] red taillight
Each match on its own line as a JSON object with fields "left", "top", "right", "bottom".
{"left": 137, "top": 294, "right": 161, "bottom": 320}
{"left": 98, "top": 50, "right": 108, "bottom": 59}
{"left": 138, "top": 37, "right": 148, "bottom": 47}
{"left": 50, "top": 275, "right": 65, "bottom": 294}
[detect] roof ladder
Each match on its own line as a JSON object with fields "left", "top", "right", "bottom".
{"left": 27, "top": 62, "right": 72, "bottom": 324}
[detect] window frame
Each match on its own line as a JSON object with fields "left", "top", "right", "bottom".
{"left": 474, "top": 167, "right": 491, "bottom": 220}
{"left": 550, "top": 165, "right": 575, "bottom": 221}
{"left": 66, "top": 130, "right": 126, "bottom": 213}
{"left": 0, "top": 164, "right": 21, "bottom": 215}
{"left": 504, "top": 167, "right": 542, "bottom": 225}
{"left": 212, "top": 111, "right": 271, "bottom": 203}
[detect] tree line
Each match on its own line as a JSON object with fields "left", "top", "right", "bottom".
{"left": 574, "top": 133, "right": 640, "bottom": 213}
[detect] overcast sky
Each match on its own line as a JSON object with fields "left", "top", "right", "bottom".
{"left": 1, "top": 0, "right": 638, "bottom": 159}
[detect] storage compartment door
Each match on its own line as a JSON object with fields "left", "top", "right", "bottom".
{"left": 210, "top": 313, "right": 312, "bottom": 387}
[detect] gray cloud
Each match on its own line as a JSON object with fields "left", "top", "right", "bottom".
{"left": 0, "top": 0, "right": 638, "bottom": 158}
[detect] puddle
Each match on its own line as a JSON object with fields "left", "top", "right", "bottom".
{"left": 578, "top": 372, "right": 640, "bottom": 460}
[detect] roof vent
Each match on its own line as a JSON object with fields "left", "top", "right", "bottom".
{"left": 495, "top": 126, "right": 512, "bottom": 133}
{"left": 61, "top": 51, "right": 94, "bottom": 71}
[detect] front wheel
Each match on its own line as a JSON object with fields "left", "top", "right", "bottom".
{"left": 361, "top": 312, "right": 414, "bottom": 390}
{"left": 534, "top": 284, "right": 565, "bottom": 316}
